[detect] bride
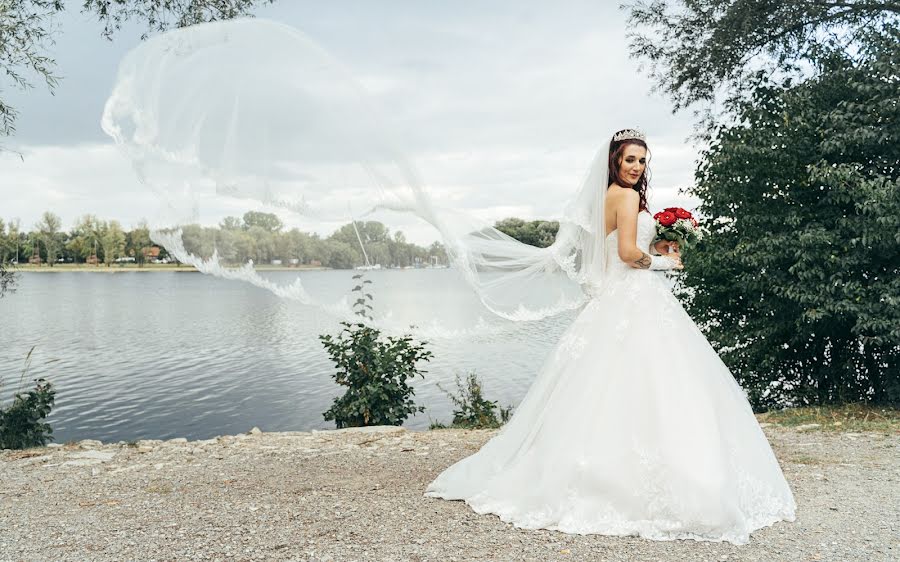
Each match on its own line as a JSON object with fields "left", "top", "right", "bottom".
{"left": 100, "top": 21, "right": 795, "bottom": 545}
{"left": 423, "top": 129, "right": 797, "bottom": 545}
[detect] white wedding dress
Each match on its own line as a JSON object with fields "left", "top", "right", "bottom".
{"left": 424, "top": 211, "right": 797, "bottom": 545}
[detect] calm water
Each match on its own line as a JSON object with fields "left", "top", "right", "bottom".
{"left": 1, "top": 270, "right": 573, "bottom": 443}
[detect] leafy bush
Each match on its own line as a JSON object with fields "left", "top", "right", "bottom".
{"left": 0, "top": 348, "right": 56, "bottom": 449}
{"left": 430, "top": 371, "right": 513, "bottom": 430}
{"left": 0, "top": 260, "right": 16, "bottom": 298}
{"left": 319, "top": 274, "right": 433, "bottom": 428}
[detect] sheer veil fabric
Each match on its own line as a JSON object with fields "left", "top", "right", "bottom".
{"left": 101, "top": 17, "right": 609, "bottom": 330}
{"left": 102, "top": 18, "right": 797, "bottom": 543}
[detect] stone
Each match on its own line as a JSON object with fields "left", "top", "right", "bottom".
{"left": 248, "top": 427, "right": 262, "bottom": 435}
{"left": 78, "top": 439, "right": 103, "bottom": 449}
{"left": 60, "top": 450, "right": 115, "bottom": 467}
{"left": 167, "top": 438, "right": 188, "bottom": 444}
{"left": 69, "top": 450, "right": 116, "bottom": 462}
{"left": 61, "top": 459, "right": 103, "bottom": 467}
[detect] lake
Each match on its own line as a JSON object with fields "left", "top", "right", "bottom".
{"left": 1, "top": 270, "right": 574, "bottom": 443}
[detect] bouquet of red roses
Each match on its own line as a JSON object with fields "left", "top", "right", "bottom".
{"left": 652, "top": 207, "right": 703, "bottom": 249}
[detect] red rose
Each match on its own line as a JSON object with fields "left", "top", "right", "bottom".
{"left": 664, "top": 207, "right": 679, "bottom": 213}
{"left": 657, "top": 211, "right": 677, "bottom": 227}
{"left": 674, "top": 208, "right": 692, "bottom": 219}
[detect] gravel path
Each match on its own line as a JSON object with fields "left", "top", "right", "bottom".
{"left": 1, "top": 425, "right": 897, "bottom": 561}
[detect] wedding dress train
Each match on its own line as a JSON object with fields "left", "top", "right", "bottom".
{"left": 424, "top": 211, "right": 796, "bottom": 545}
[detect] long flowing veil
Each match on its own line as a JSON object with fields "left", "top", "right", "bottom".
{"left": 101, "top": 18, "right": 611, "bottom": 334}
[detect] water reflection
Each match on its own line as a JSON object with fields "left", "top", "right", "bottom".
{"left": 1, "top": 270, "right": 572, "bottom": 443}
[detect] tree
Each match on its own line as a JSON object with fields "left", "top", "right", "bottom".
{"left": 329, "top": 221, "right": 390, "bottom": 248}
{"left": 321, "top": 239, "right": 357, "bottom": 269}
{"left": 494, "top": 217, "right": 559, "bottom": 248}
{"left": 1, "top": 0, "right": 275, "bottom": 142}
{"left": 179, "top": 224, "right": 216, "bottom": 259}
{"left": 428, "top": 241, "right": 448, "bottom": 265}
{"left": 242, "top": 211, "right": 283, "bottom": 233}
{"left": 219, "top": 216, "right": 242, "bottom": 231}
{"left": 675, "top": 28, "right": 899, "bottom": 409}
{"left": 36, "top": 211, "right": 61, "bottom": 266}
{"left": 99, "top": 220, "right": 126, "bottom": 266}
{"left": 127, "top": 221, "right": 152, "bottom": 266}
{"left": 625, "top": 0, "right": 900, "bottom": 115}
{"left": 66, "top": 214, "right": 102, "bottom": 263}
{"left": 5, "top": 219, "right": 21, "bottom": 264}
{"left": 247, "top": 226, "right": 276, "bottom": 261}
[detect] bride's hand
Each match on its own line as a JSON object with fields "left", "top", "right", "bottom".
{"left": 653, "top": 240, "right": 680, "bottom": 255}
{"left": 666, "top": 252, "right": 684, "bottom": 270}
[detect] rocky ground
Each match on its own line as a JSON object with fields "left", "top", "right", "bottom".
{"left": 1, "top": 425, "right": 897, "bottom": 562}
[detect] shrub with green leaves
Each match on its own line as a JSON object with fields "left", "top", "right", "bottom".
{"left": 0, "top": 379, "right": 56, "bottom": 449}
{"left": 0, "top": 349, "right": 56, "bottom": 449}
{"left": 431, "top": 371, "right": 513, "bottom": 430}
{"left": 319, "top": 274, "right": 433, "bottom": 428}
{"left": 677, "top": 28, "right": 899, "bottom": 409}
{"left": 0, "top": 260, "right": 16, "bottom": 297}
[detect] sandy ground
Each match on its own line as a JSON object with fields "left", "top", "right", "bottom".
{"left": 1, "top": 425, "right": 897, "bottom": 561}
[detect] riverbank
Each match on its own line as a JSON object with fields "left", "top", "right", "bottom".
{"left": 1, "top": 424, "right": 896, "bottom": 561}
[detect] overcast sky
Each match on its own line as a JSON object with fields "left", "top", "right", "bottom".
{"left": 0, "top": 0, "right": 701, "bottom": 244}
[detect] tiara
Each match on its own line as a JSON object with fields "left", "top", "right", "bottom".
{"left": 613, "top": 128, "right": 646, "bottom": 142}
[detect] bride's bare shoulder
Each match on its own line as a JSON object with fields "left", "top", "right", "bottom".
{"left": 605, "top": 183, "right": 638, "bottom": 208}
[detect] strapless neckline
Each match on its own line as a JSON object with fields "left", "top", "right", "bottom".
{"left": 605, "top": 210, "right": 652, "bottom": 240}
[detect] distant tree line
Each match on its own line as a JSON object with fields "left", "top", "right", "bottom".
{"left": 0, "top": 211, "right": 448, "bottom": 269}
{"left": 493, "top": 218, "right": 559, "bottom": 248}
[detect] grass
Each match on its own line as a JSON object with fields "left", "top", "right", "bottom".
{"left": 757, "top": 403, "right": 900, "bottom": 433}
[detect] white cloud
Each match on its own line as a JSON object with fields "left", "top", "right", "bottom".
{"left": 0, "top": 2, "right": 703, "bottom": 245}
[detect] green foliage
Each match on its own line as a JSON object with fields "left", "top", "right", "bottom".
{"left": 0, "top": 218, "right": 21, "bottom": 263}
{"left": 494, "top": 218, "right": 559, "bottom": 248}
{"left": 37, "top": 211, "right": 62, "bottom": 266}
{"left": 319, "top": 274, "right": 434, "bottom": 428}
{"left": 430, "top": 371, "right": 513, "bottom": 430}
{"left": 242, "top": 211, "right": 283, "bottom": 233}
{"left": 677, "top": 27, "right": 900, "bottom": 410}
{"left": 0, "top": 348, "right": 56, "bottom": 449}
{"left": 654, "top": 218, "right": 703, "bottom": 250}
{"left": 128, "top": 222, "right": 152, "bottom": 266}
{"left": 0, "top": 260, "right": 16, "bottom": 297}
{"left": 66, "top": 214, "right": 102, "bottom": 263}
{"left": 100, "top": 220, "right": 127, "bottom": 266}
{"left": 626, "top": 0, "right": 899, "bottom": 113}
{"left": 158, "top": 219, "right": 445, "bottom": 268}
{"left": 14, "top": 214, "right": 446, "bottom": 269}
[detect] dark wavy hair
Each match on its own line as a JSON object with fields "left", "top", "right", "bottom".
{"left": 608, "top": 131, "right": 650, "bottom": 212}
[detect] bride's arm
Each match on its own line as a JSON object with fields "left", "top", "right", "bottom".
{"left": 615, "top": 190, "right": 679, "bottom": 270}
